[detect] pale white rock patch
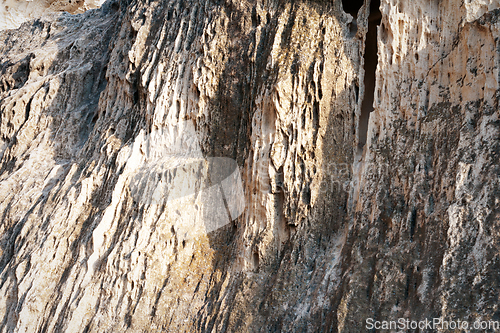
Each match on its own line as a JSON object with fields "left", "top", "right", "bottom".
{"left": 0, "top": 0, "right": 106, "bottom": 30}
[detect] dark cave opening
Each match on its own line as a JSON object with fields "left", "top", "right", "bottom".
{"left": 358, "top": 0, "right": 381, "bottom": 150}
{"left": 342, "top": 0, "right": 364, "bottom": 18}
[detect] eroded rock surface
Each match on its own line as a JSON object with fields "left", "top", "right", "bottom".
{"left": 0, "top": 0, "right": 499, "bottom": 332}
{"left": 0, "top": 0, "right": 105, "bottom": 30}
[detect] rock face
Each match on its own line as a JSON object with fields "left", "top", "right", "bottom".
{"left": 0, "top": 0, "right": 105, "bottom": 30}
{"left": 0, "top": 0, "right": 499, "bottom": 331}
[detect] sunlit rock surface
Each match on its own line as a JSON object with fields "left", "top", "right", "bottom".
{"left": 0, "top": 0, "right": 499, "bottom": 331}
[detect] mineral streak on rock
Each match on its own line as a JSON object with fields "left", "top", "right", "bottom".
{"left": 0, "top": 0, "right": 499, "bottom": 332}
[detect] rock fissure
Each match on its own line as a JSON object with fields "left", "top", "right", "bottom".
{"left": 358, "top": 0, "right": 381, "bottom": 151}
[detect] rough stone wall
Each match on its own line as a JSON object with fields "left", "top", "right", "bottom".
{"left": 0, "top": 0, "right": 499, "bottom": 332}
{"left": 339, "top": 1, "right": 500, "bottom": 329}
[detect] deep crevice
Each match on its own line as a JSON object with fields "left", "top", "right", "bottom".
{"left": 358, "top": 0, "right": 381, "bottom": 151}
{"left": 342, "top": 0, "right": 363, "bottom": 18}
{"left": 342, "top": 0, "right": 364, "bottom": 36}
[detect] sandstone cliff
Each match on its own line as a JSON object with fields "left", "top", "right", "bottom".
{"left": 0, "top": 0, "right": 499, "bottom": 332}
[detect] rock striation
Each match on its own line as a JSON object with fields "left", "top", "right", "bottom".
{"left": 0, "top": 0, "right": 499, "bottom": 332}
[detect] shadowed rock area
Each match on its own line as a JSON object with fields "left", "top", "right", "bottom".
{"left": 0, "top": 0, "right": 499, "bottom": 332}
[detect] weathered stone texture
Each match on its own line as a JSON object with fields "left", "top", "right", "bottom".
{"left": 0, "top": 0, "right": 499, "bottom": 332}
{"left": 0, "top": 0, "right": 105, "bottom": 31}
